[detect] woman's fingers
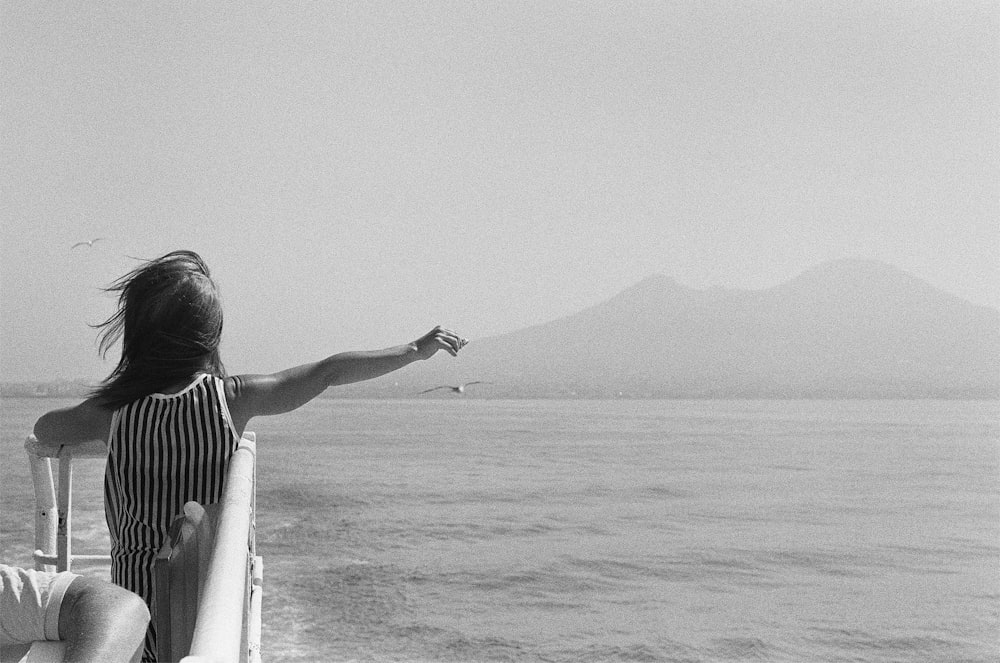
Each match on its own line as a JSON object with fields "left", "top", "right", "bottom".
{"left": 443, "top": 329, "right": 468, "bottom": 355}
{"left": 420, "top": 327, "right": 468, "bottom": 357}
{"left": 441, "top": 330, "right": 461, "bottom": 355}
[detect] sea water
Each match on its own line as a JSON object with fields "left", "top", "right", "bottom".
{"left": 2, "top": 397, "right": 997, "bottom": 662}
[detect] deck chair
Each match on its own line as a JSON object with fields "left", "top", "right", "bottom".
{"left": 154, "top": 433, "right": 262, "bottom": 663}
{"left": 24, "top": 436, "right": 110, "bottom": 572}
{"left": 154, "top": 501, "right": 219, "bottom": 662}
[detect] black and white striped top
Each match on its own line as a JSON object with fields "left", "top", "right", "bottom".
{"left": 104, "top": 373, "right": 239, "bottom": 660}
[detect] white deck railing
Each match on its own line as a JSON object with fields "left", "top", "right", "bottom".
{"left": 25, "top": 437, "right": 109, "bottom": 572}
{"left": 181, "top": 434, "right": 261, "bottom": 663}
{"left": 26, "top": 433, "right": 263, "bottom": 663}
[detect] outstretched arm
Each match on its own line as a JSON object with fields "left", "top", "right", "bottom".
{"left": 228, "top": 326, "right": 467, "bottom": 428}
{"left": 58, "top": 576, "right": 150, "bottom": 663}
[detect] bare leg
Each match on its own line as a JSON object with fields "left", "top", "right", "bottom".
{"left": 58, "top": 576, "right": 149, "bottom": 663}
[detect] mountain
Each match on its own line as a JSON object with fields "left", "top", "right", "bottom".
{"left": 356, "top": 258, "right": 1000, "bottom": 398}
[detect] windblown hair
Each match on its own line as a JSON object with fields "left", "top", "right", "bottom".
{"left": 91, "top": 250, "right": 226, "bottom": 409}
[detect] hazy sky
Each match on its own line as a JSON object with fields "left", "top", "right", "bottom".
{"left": 2, "top": 1, "right": 997, "bottom": 382}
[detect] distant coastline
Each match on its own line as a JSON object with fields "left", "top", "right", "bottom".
{"left": 3, "top": 380, "right": 997, "bottom": 401}
{"left": 1, "top": 381, "right": 94, "bottom": 398}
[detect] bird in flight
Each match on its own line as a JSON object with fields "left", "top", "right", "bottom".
{"left": 419, "top": 381, "right": 490, "bottom": 395}
{"left": 71, "top": 237, "right": 106, "bottom": 250}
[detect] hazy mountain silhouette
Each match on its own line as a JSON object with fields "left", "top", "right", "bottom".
{"left": 369, "top": 258, "right": 999, "bottom": 398}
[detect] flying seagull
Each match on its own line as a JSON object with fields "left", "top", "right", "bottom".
{"left": 71, "top": 237, "right": 106, "bottom": 249}
{"left": 419, "top": 381, "right": 491, "bottom": 395}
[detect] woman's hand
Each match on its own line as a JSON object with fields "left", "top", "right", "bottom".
{"left": 413, "top": 326, "right": 468, "bottom": 359}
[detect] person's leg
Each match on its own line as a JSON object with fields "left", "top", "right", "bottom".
{"left": 57, "top": 576, "right": 149, "bottom": 663}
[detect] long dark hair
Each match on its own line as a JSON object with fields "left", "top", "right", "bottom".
{"left": 91, "top": 250, "right": 226, "bottom": 409}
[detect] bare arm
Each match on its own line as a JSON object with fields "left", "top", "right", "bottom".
{"left": 33, "top": 398, "right": 112, "bottom": 447}
{"left": 227, "top": 326, "right": 467, "bottom": 429}
{"left": 58, "top": 576, "right": 149, "bottom": 663}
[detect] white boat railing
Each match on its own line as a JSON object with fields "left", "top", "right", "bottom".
{"left": 25, "top": 433, "right": 263, "bottom": 663}
{"left": 180, "top": 433, "right": 261, "bottom": 663}
{"left": 24, "top": 436, "right": 109, "bottom": 572}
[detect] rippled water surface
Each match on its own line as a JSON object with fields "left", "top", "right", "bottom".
{"left": 3, "top": 398, "right": 997, "bottom": 662}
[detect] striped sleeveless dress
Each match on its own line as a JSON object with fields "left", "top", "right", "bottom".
{"left": 104, "top": 373, "right": 240, "bottom": 661}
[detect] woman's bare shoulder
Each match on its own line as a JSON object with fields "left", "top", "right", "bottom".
{"left": 34, "top": 397, "right": 113, "bottom": 445}
{"left": 223, "top": 375, "right": 266, "bottom": 434}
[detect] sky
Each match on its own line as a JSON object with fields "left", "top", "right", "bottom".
{"left": 2, "top": 1, "right": 998, "bottom": 382}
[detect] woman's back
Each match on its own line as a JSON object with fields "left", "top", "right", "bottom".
{"left": 105, "top": 372, "right": 240, "bottom": 660}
